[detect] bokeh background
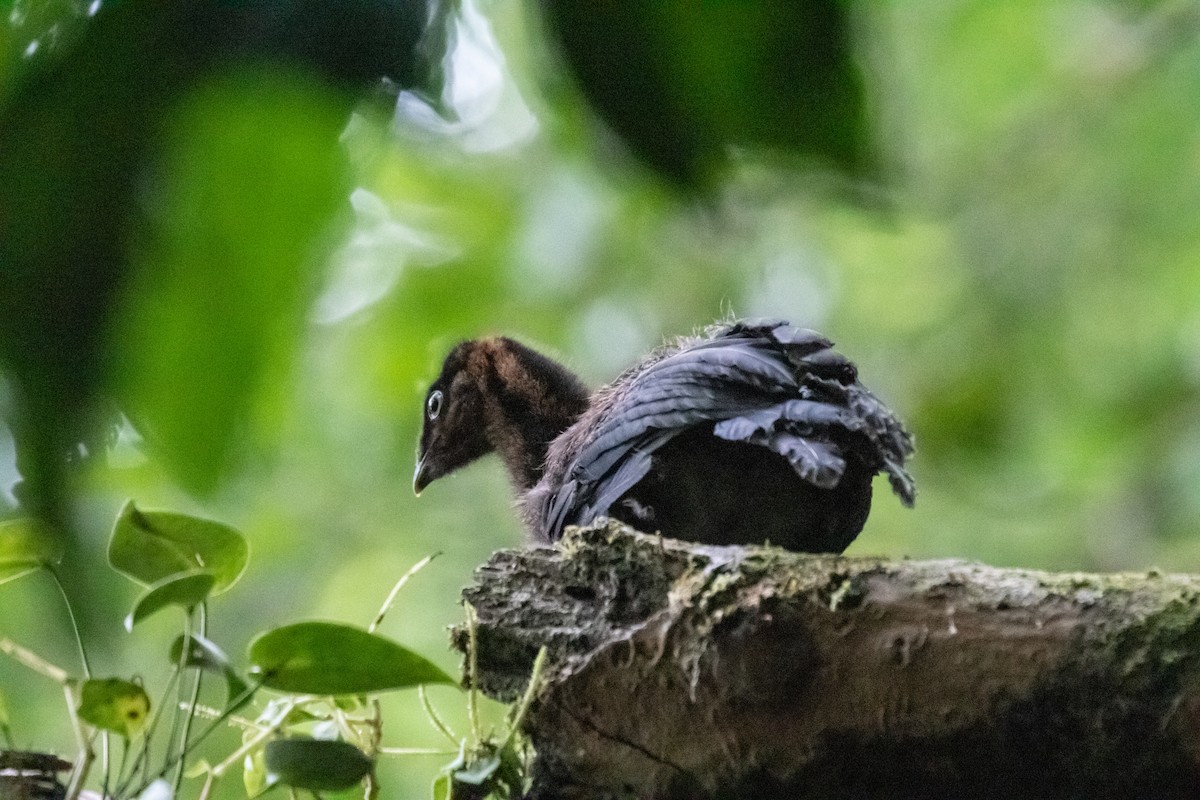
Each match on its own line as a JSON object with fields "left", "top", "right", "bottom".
{"left": 2, "top": 0, "right": 1199, "bottom": 796}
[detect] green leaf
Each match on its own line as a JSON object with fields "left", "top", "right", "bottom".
{"left": 264, "top": 737, "right": 372, "bottom": 792}
{"left": 542, "top": 0, "right": 871, "bottom": 189}
{"left": 112, "top": 70, "right": 351, "bottom": 495}
{"left": 247, "top": 621, "right": 455, "bottom": 695}
{"left": 125, "top": 570, "right": 215, "bottom": 631}
{"left": 496, "top": 741, "right": 527, "bottom": 796}
{"left": 0, "top": 1, "right": 431, "bottom": 511}
{"left": 108, "top": 500, "right": 248, "bottom": 593}
{"left": 77, "top": 678, "right": 150, "bottom": 737}
{"left": 0, "top": 518, "right": 63, "bottom": 585}
{"left": 169, "top": 633, "right": 251, "bottom": 710}
{"left": 432, "top": 772, "right": 452, "bottom": 800}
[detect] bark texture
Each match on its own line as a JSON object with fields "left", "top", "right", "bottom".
{"left": 457, "top": 521, "right": 1200, "bottom": 800}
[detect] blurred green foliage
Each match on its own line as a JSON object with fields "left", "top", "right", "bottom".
{"left": 541, "top": 0, "right": 871, "bottom": 187}
{"left": 1, "top": 0, "right": 1199, "bottom": 797}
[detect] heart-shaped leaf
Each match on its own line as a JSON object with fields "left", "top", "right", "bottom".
{"left": 78, "top": 678, "right": 150, "bottom": 738}
{"left": 108, "top": 500, "right": 248, "bottom": 592}
{"left": 264, "top": 737, "right": 372, "bottom": 792}
{"left": 0, "top": 518, "right": 63, "bottom": 585}
{"left": 125, "top": 570, "right": 215, "bottom": 631}
{"left": 169, "top": 633, "right": 251, "bottom": 710}
{"left": 247, "top": 621, "right": 454, "bottom": 695}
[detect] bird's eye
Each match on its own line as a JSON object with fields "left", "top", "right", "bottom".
{"left": 426, "top": 390, "right": 443, "bottom": 420}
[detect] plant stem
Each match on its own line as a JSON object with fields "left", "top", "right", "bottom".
{"left": 114, "top": 661, "right": 182, "bottom": 798}
{"left": 0, "top": 637, "right": 70, "bottom": 683}
{"left": 464, "top": 602, "right": 482, "bottom": 748}
{"left": 197, "top": 769, "right": 216, "bottom": 800}
{"left": 377, "top": 747, "right": 458, "bottom": 756}
{"left": 62, "top": 684, "right": 93, "bottom": 800}
{"left": 210, "top": 697, "right": 297, "bottom": 779}
{"left": 0, "top": 637, "right": 94, "bottom": 795}
{"left": 44, "top": 566, "right": 90, "bottom": 677}
{"left": 127, "top": 680, "right": 268, "bottom": 797}
{"left": 370, "top": 552, "right": 439, "bottom": 633}
{"left": 419, "top": 685, "right": 459, "bottom": 747}
{"left": 498, "top": 646, "right": 546, "bottom": 754}
{"left": 43, "top": 566, "right": 104, "bottom": 799}
{"left": 173, "top": 603, "right": 207, "bottom": 794}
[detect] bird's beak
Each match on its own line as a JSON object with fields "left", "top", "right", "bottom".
{"left": 413, "top": 455, "right": 431, "bottom": 496}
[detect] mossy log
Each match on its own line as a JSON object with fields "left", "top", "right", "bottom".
{"left": 457, "top": 521, "right": 1200, "bottom": 800}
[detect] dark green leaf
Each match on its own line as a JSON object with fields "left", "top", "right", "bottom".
{"left": 111, "top": 70, "right": 350, "bottom": 494}
{"left": 77, "top": 678, "right": 150, "bottom": 737}
{"left": 169, "top": 633, "right": 251, "bottom": 710}
{"left": 108, "top": 500, "right": 248, "bottom": 592}
{"left": 496, "top": 742, "right": 527, "bottom": 795}
{"left": 0, "top": 0, "right": 432, "bottom": 511}
{"left": 0, "top": 518, "right": 63, "bottom": 585}
{"left": 542, "top": 0, "right": 871, "bottom": 189}
{"left": 125, "top": 570, "right": 215, "bottom": 631}
{"left": 247, "top": 621, "right": 455, "bottom": 694}
{"left": 264, "top": 737, "right": 372, "bottom": 792}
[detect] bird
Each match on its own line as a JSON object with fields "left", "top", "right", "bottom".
{"left": 414, "top": 318, "right": 914, "bottom": 553}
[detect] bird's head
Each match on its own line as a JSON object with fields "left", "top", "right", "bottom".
{"left": 413, "top": 340, "right": 493, "bottom": 495}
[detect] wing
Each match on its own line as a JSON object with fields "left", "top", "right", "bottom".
{"left": 538, "top": 319, "right": 915, "bottom": 541}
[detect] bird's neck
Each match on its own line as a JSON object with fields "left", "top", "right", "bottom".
{"left": 472, "top": 338, "right": 590, "bottom": 492}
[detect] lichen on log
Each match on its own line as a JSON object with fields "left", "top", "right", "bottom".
{"left": 457, "top": 520, "right": 1200, "bottom": 800}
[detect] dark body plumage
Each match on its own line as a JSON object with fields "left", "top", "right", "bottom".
{"left": 416, "top": 319, "right": 914, "bottom": 553}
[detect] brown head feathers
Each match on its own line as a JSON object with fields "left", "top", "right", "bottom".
{"left": 414, "top": 337, "right": 589, "bottom": 494}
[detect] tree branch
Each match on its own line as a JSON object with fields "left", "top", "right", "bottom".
{"left": 457, "top": 521, "right": 1200, "bottom": 800}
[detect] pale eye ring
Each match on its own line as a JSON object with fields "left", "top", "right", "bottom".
{"left": 426, "top": 390, "right": 444, "bottom": 420}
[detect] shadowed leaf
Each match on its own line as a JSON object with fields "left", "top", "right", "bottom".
{"left": 125, "top": 570, "right": 215, "bottom": 631}
{"left": 169, "top": 633, "right": 252, "bottom": 710}
{"left": 264, "top": 737, "right": 372, "bottom": 792}
{"left": 247, "top": 621, "right": 454, "bottom": 694}
{"left": 542, "top": 0, "right": 871, "bottom": 189}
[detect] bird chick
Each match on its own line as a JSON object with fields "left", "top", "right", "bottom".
{"left": 415, "top": 319, "right": 915, "bottom": 553}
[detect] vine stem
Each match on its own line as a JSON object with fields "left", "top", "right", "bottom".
{"left": 498, "top": 646, "right": 547, "bottom": 754}
{"left": 465, "top": 602, "right": 482, "bottom": 748}
{"left": 44, "top": 565, "right": 111, "bottom": 795}
{"left": 127, "top": 680, "right": 268, "bottom": 797}
{"left": 210, "top": 697, "right": 299, "bottom": 778}
{"left": 44, "top": 566, "right": 90, "bottom": 678}
{"left": 377, "top": 747, "right": 458, "bottom": 756}
{"left": 61, "top": 685, "right": 93, "bottom": 800}
{"left": 173, "top": 602, "right": 207, "bottom": 794}
{"left": 113, "top": 658, "right": 182, "bottom": 798}
{"left": 370, "top": 552, "right": 440, "bottom": 633}
{"left": 0, "top": 637, "right": 93, "bottom": 800}
{"left": 419, "top": 684, "right": 459, "bottom": 747}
